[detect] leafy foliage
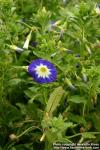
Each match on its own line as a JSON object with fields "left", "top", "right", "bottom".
{"left": 0, "top": 0, "right": 100, "bottom": 149}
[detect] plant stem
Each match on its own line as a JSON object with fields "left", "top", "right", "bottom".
{"left": 67, "top": 132, "right": 100, "bottom": 139}
{"left": 17, "top": 126, "right": 41, "bottom": 138}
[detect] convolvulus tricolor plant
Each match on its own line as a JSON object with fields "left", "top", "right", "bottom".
{"left": 0, "top": 0, "right": 100, "bottom": 150}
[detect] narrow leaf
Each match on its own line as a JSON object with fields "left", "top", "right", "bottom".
{"left": 68, "top": 96, "right": 87, "bottom": 104}
{"left": 82, "top": 132, "right": 96, "bottom": 139}
{"left": 46, "top": 86, "right": 65, "bottom": 115}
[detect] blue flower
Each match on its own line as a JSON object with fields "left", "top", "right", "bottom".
{"left": 28, "top": 59, "right": 57, "bottom": 83}
{"left": 75, "top": 54, "right": 81, "bottom": 58}
{"left": 31, "top": 41, "right": 38, "bottom": 48}
{"left": 76, "top": 63, "right": 80, "bottom": 68}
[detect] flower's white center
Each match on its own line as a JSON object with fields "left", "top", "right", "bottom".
{"left": 34, "top": 64, "right": 51, "bottom": 78}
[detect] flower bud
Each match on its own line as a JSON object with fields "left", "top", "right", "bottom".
{"left": 95, "top": 4, "right": 100, "bottom": 15}
{"left": 65, "top": 78, "right": 76, "bottom": 90}
{"left": 23, "top": 30, "right": 32, "bottom": 49}
{"left": 81, "top": 68, "right": 87, "bottom": 82}
{"left": 86, "top": 45, "right": 92, "bottom": 54}
{"left": 9, "top": 134, "right": 17, "bottom": 141}
{"left": 50, "top": 52, "right": 57, "bottom": 58}
{"left": 7, "top": 44, "right": 23, "bottom": 52}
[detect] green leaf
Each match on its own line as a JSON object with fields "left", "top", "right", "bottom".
{"left": 9, "top": 78, "right": 22, "bottom": 86}
{"left": 82, "top": 132, "right": 96, "bottom": 139}
{"left": 46, "top": 86, "right": 65, "bottom": 115}
{"left": 91, "top": 112, "right": 100, "bottom": 132}
{"left": 68, "top": 113, "right": 87, "bottom": 126}
{"left": 68, "top": 96, "right": 87, "bottom": 104}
